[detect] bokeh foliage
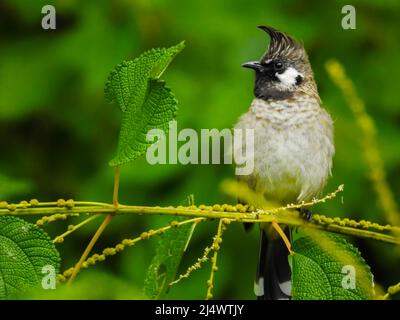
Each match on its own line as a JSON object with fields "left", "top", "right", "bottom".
{"left": 0, "top": 0, "right": 399, "bottom": 299}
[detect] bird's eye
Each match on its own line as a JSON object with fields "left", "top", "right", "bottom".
{"left": 274, "top": 61, "right": 283, "bottom": 70}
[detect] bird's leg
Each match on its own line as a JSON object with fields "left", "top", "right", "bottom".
{"left": 298, "top": 208, "right": 313, "bottom": 221}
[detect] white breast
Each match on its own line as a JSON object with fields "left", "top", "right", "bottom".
{"left": 234, "top": 98, "right": 334, "bottom": 204}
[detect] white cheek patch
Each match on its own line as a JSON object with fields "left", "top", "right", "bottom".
{"left": 276, "top": 67, "right": 303, "bottom": 87}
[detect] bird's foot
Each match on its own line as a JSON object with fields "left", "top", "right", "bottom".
{"left": 298, "top": 208, "right": 313, "bottom": 221}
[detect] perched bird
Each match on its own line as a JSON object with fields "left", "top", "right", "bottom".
{"left": 234, "top": 26, "right": 335, "bottom": 299}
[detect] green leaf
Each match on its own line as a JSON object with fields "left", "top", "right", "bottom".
{"left": 291, "top": 231, "right": 374, "bottom": 300}
{"left": 105, "top": 41, "right": 185, "bottom": 166}
{"left": 143, "top": 196, "right": 195, "bottom": 299}
{"left": 0, "top": 216, "right": 60, "bottom": 299}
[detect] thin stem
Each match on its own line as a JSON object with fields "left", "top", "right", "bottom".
{"left": 11, "top": 200, "right": 110, "bottom": 209}
{"left": 71, "top": 201, "right": 112, "bottom": 207}
{"left": 170, "top": 220, "right": 214, "bottom": 286}
{"left": 67, "top": 214, "right": 113, "bottom": 284}
{"left": 36, "top": 213, "right": 80, "bottom": 226}
{"left": 272, "top": 220, "right": 293, "bottom": 254}
{"left": 67, "top": 166, "right": 121, "bottom": 284}
{"left": 113, "top": 166, "right": 120, "bottom": 207}
{"left": 206, "top": 219, "right": 227, "bottom": 300}
{"left": 169, "top": 245, "right": 213, "bottom": 286}
{"left": 53, "top": 214, "right": 101, "bottom": 243}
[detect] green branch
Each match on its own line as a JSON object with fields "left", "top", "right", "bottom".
{"left": 1, "top": 201, "right": 399, "bottom": 245}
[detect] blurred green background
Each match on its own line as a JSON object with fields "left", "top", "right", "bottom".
{"left": 0, "top": 0, "right": 399, "bottom": 299}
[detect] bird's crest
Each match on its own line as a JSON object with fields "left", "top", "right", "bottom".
{"left": 258, "top": 26, "right": 305, "bottom": 62}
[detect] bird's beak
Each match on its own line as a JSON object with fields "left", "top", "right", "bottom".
{"left": 242, "top": 61, "right": 262, "bottom": 71}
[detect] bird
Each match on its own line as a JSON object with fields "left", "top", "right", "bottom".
{"left": 234, "top": 26, "right": 335, "bottom": 299}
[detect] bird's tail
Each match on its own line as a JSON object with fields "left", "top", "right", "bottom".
{"left": 254, "top": 227, "right": 292, "bottom": 300}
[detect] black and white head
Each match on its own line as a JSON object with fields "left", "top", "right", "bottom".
{"left": 243, "top": 26, "right": 316, "bottom": 101}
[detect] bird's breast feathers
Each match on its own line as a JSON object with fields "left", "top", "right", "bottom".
{"left": 235, "top": 98, "right": 335, "bottom": 204}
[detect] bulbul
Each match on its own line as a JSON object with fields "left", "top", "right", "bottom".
{"left": 234, "top": 26, "right": 335, "bottom": 299}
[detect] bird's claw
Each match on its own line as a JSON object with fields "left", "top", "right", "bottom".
{"left": 298, "top": 208, "right": 313, "bottom": 221}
